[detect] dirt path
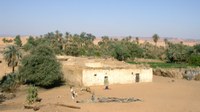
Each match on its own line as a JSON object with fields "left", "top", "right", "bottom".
{"left": 85, "top": 76, "right": 200, "bottom": 112}
{"left": 1, "top": 76, "right": 200, "bottom": 112}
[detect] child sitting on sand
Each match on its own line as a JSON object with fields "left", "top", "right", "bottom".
{"left": 70, "top": 86, "right": 77, "bottom": 100}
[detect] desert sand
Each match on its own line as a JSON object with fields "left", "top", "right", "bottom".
{"left": 0, "top": 37, "right": 200, "bottom": 112}
{"left": 0, "top": 76, "right": 200, "bottom": 112}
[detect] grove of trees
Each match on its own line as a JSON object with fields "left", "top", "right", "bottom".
{"left": 1, "top": 31, "right": 200, "bottom": 91}
{"left": 21, "top": 31, "right": 200, "bottom": 64}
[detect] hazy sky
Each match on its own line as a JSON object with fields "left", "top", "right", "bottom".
{"left": 0, "top": 0, "right": 200, "bottom": 39}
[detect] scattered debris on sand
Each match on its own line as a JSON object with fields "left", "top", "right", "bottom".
{"left": 77, "top": 97, "right": 142, "bottom": 103}
{"left": 0, "top": 92, "right": 6, "bottom": 103}
{"left": 24, "top": 105, "right": 40, "bottom": 111}
{"left": 0, "top": 92, "right": 16, "bottom": 103}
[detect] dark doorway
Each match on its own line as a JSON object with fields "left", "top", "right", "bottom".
{"left": 135, "top": 73, "right": 140, "bottom": 82}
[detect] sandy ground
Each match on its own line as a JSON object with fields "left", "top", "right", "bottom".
{"left": 0, "top": 76, "right": 200, "bottom": 112}
{"left": 0, "top": 37, "right": 200, "bottom": 112}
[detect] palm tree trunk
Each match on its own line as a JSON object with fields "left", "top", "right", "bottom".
{"left": 12, "top": 66, "right": 15, "bottom": 73}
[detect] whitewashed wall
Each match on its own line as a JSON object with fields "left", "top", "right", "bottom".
{"left": 82, "top": 68, "right": 153, "bottom": 86}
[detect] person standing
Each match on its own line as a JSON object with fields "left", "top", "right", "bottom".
{"left": 104, "top": 76, "right": 109, "bottom": 90}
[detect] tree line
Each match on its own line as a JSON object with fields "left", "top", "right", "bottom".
{"left": 3, "top": 31, "right": 200, "bottom": 65}
{"left": 1, "top": 31, "right": 200, "bottom": 91}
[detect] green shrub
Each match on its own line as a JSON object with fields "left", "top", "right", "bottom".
{"left": 194, "top": 44, "right": 200, "bottom": 53}
{"left": 112, "top": 44, "right": 130, "bottom": 61}
{"left": 141, "top": 42, "right": 165, "bottom": 60}
{"left": 19, "top": 45, "right": 64, "bottom": 88}
{"left": 0, "top": 73, "right": 19, "bottom": 92}
{"left": 188, "top": 55, "right": 200, "bottom": 66}
{"left": 23, "top": 36, "right": 37, "bottom": 51}
{"left": 2, "top": 38, "right": 13, "bottom": 43}
{"left": 166, "top": 43, "right": 192, "bottom": 63}
{"left": 27, "top": 85, "right": 38, "bottom": 104}
{"left": 14, "top": 35, "right": 22, "bottom": 47}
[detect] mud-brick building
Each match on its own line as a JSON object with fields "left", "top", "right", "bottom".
{"left": 58, "top": 56, "right": 153, "bottom": 86}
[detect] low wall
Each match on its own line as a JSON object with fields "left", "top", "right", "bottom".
{"left": 153, "top": 68, "right": 200, "bottom": 80}
{"left": 82, "top": 68, "right": 153, "bottom": 86}
{"left": 62, "top": 65, "right": 83, "bottom": 86}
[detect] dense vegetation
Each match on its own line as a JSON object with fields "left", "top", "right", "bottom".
{"left": 0, "top": 73, "right": 19, "bottom": 92}
{"left": 128, "top": 62, "right": 197, "bottom": 68}
{"left": 21, "top": 31, "right": 200, "bottom": 65}
{"left": 1, "top": 31, "right": 200, "bottom": 91}
{"left": 18, "top": 45, "right": 64, "bottom": 88}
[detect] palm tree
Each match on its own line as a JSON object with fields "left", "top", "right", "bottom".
{"left": 55, "top": 30, "right": 63, "bottom": 42}
{"left": 14, "top": 35, "right": 22, "bottom": 47}
{"left": 152, "top": 34, "right": 160, "bottom": 46}
{"left": 124, "top": 36, "right": 132, "bottom": 42}
{"left": 3, "top": 45, "right": 22, "bottom": 73}
{"left": 135, "top": 37, "right": 139, "bottom": 44}
{"left": 65, "top": 32, "right": 71, "bottom": 40}
{"left": 2, "top": 38, "right": 6, "bottom": 43}
{"left": 164, "top": 38, "right": 168, "bottom": 47}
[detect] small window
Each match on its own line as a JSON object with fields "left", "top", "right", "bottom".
{"left": 131, "top": 72, "right": 134, "bottom": 75}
